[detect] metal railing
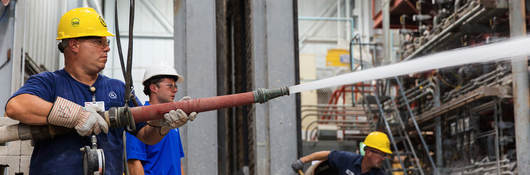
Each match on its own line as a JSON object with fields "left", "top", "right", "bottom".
{"left": 301, "top": 104, "right": 372, "bottom": 141}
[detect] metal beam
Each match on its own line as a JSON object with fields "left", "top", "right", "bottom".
{"left": 251, "top": 0, "right": 297, "bottom": 174}
{"left": 509, "top": 0, "right": 530, "bottom": 173}
{"left": 382, "top": 0, "right": 390, "bottom": 65}
{"left": 1, "top": 0, "right": 15, "bottom": 126}
{"left": 434, "top": 78, "right": 442, "bottom": 175}
{"left": 174, "top": 0, "right": 218, "bottom": 174}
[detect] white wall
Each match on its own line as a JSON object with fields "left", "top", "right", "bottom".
{"left": 298, "top": 0, "right": 374, "bottom": 80}
{"left": 0, "top": 0, "right": 15, "bottom": 118}
{"left": 22, "top": 1, "right": 65, "bottom": 72}
{"left": 103, "top": 0, "right": 175, "bottom": 103}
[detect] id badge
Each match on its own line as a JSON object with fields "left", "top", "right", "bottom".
{"left": 85, "top": 101, "right": 105, "bottom": 111}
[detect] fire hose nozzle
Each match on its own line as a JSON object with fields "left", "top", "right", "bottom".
{"left": 253, "top": 87, "right": 290, "bottom": 103}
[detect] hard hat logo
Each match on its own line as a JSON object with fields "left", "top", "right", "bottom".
{"left": 71, "top": 18, "right": 80, "bottom": 27}
{"left": 98, "top": 16, "right": 107, "bottom": 27}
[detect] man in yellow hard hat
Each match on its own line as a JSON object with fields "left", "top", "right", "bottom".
{"left": 5, "top": 7, "right": 193, "bottom": 175}
{"left": 291, "top": 131, "right": 392, "bottom": 175}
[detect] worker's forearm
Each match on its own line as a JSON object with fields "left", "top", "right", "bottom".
{"left": 127, "top": 160, "right": 145, "bottom": 175}
{"left": 136, "top": 125, "right": 165, "bottom": 145}
{"left": 300, "top": 151, "right": 331, "bottom": 163}
{"left": 5, "top": 94, "right": 52, "bottom": 125}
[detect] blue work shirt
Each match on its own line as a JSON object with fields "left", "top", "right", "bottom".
{"left": 328, "top": 150, "right": 385, "bottom": 175}
{"left": 10, "top": 69, "right": 145, "bottom": 175}
{"left": 126, "top": 101, "right": 185, "bottom": 175}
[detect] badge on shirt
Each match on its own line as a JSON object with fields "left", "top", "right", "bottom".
{"left": 85, "top": 101, "right": 105, "bottom": 111}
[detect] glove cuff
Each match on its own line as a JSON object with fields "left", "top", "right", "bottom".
{"left": 47, "top": 97, "right": 83, "bottom": 128}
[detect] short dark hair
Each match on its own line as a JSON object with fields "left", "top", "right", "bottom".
{"left": 57, "top": 39, "right": 70, "bottom": 53}
{"left": 143, "top": 75, "right": 179, "bottom": 95}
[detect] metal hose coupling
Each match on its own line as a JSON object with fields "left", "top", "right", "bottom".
{"left": 253, "top": 87, "right": 290, "bottom": 103}
{"left": 104, "top": 106, "right": 136, "bottom": 132}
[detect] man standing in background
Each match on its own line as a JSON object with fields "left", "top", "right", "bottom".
{"left": 126, "top": 66, "right": 196, "bottom": 175}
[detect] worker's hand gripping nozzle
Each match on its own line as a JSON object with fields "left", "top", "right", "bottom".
{"left": 103, "top": 106, "right": 136, "bottom": 132}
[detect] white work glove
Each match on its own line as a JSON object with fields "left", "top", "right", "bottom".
{"left": 147, "top": 96, "right": 198, "bottom": 135}
{"left": 47, "top": 97, "right": 109, "bottom": 136}
{"left": 178, "top": 96, "right": 198, "bottom": 121}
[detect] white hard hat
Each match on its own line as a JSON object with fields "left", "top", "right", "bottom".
{"left": 142, "top": 66, "right": 184, "bottom": 85}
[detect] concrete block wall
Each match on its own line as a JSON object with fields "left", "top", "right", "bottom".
{"left": 0, "top": 118, "right": 32, "bottom": 175}
{"left": 0, "top": 156, "right": 20, "bottom": 175}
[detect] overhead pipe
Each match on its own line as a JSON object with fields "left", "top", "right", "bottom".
{"left": 403, "top": 4, "right": 483, "bottom": 60}
{"left": 0, "top": 87, "right": 290, "bottom": 144}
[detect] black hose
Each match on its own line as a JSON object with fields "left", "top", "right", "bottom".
{"left": 119, "top": 0, "right": 137, "bottom": 107}
{"left": 358, "top": 37, "right": 363, "bottom": 70}
{"left": 114, "top": 0, "right": 127, "bottom": 82}
{"left": 349, "top": 35, "right": 357, "bottom": 72}
{"left": 124, "top": 0, "right": 135, "bottom": 106}
{"left": 114, "top": 0, "right": 138, "bottom": 107}
{"left": 349, "top": 36, "right": 356, "bottom": 106}
{"left": 114, "top": 1, "right": 137, "bottom": 174}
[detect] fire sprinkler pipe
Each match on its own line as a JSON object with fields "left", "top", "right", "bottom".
{"left": 0, "top": 87, "right": 290, "bottom": 144}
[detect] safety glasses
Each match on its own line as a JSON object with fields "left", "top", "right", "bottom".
{"left": 158, "top": 83, "right": 178, "bottom": 90}
{"left": 367, "top": 148, "right": 390, "bottom": 159}
{"left": 77, "top": 36, "right": 110, "bottom": 48}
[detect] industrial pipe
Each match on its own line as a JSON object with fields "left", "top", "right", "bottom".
{"left": 0, "top": 87, "right": 289, "bottom": 144}
{"left": 0, "top": 124, "right": 72, "bottom": 144}
{"left": 0, "top": 124, "right": 27, "bottom": 144}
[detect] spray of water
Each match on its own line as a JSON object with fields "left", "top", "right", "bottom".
{"left": 289, "top": 37, "right": 530, "bottom": 94}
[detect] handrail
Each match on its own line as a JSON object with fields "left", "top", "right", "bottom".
{"left": 395, "top": 76, "right": 437, "bottom": 172}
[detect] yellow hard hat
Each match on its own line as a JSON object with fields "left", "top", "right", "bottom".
{"left": 364, "top": 131, "right": 392, "bottom": 154}
{"left": 56, "top": 7, "right": 114, "bottom": 40}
